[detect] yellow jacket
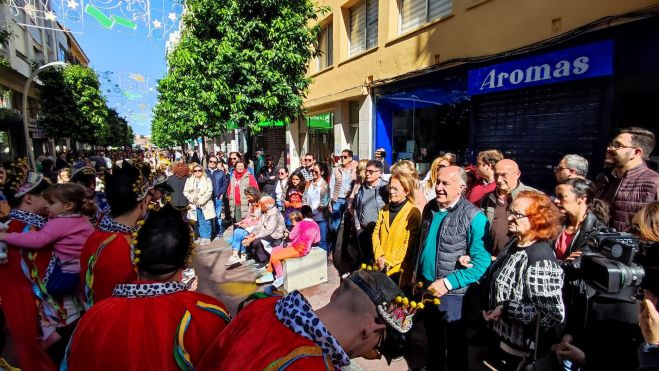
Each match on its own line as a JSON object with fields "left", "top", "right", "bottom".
{"left": 372, "top": 200, "right": 421, "bottom": 276}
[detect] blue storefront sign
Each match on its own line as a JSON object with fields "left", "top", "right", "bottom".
{"left": 468, "top": 40, "right": 614, "bottom": 95}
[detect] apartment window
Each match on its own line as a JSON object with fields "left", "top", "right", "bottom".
{"left": 13, "top": 24, "right": 28, "bottom": 58}
{"left": 349, "top": 0, "right": 378, "bottom": 56}
{"left": 317, "top": 23, "right": 333, "bottom": 71}
{"left": 400, "top": 0, "right": 453, "bottom": 34}
{"left": 58, "top": 44, "right": 67, "bottom": 62}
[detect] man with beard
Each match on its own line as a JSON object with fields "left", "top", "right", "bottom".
{"left": 595, "top": 127, "right": 659, "bottom": 232}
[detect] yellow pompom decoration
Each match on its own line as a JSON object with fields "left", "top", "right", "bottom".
{"left": 133, "top": 258, "right": 140, "bottom": 263}
{"left": 395, "top": 296, "right": 402, "bottom": 303}
{"left": 132, "top": 240, "right": 138, "bottom": 246}
{"left": 410, "top": 301, "right": 417, "bottom": 309}
{"left": 147, "top": 204, "right": 154, "bottom": 210}
{"left": 433, "top": 298, "right": 440, "bottom": 305}
{"left": 132, "top": 232, "right": 138, "bottom": 238}
{"left": 418, "top": 302, "right": 425, "bottom": 310}
{"left": 137, "top": 220, "right": 145, "bottom": 226}
{"left": 417, "top": 281, "right": 424, "bottom": 288}
{"left": 402, "top": 297, "right": 409, "bottom": 306}
{"left": 134, "top": 249, "right": 141, "bottom": 255}
{"left": 360, "top": 263, "right": 367, "bottom": 269}
{"left": 366, "top": 265, "right": 372, "bottom": 271}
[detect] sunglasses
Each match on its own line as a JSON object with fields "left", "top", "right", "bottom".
{"left": 194, "top": 169, "right": 203, "bottom": 173}
{"left": 209, "top": 160, "right": 218, "bottom": 164}
{"left": 278, "top": 172, "right": 286, "bottom": 175}
{"left": 342, "top": 155, "right": 350, "bottom": 159}
{"left": 312, "top": 170, "right": 321, "bottom": 174}
{"left": 304, "top": 158, "right": 313, "bottom": 162}
{"left": 365, "top": 169, "right": 380, "bottom": 174}
{"left": 230, "top": 157, "right": 237, "bottom": 161}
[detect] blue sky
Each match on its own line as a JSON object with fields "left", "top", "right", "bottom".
{"left": 54, "top": 0, "right": 183, "bottom": 136}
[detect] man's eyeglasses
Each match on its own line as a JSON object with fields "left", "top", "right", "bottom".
{"left": 304, "top": 158, "right": 313, "bottom": 162}
{"left": 607, "top": 142, "right": 637, "bottom": 151}
{"left": 311, "top": 169, "right": 321, "bottom": 174}
{"left": 278, "top": 172, "right": 286, "bottom": 175}
{"left": 553, "top": 166, "right": 569, "bottom": 173}
{"left": 507, "top": 210, "right": 528, "bottom": 220}
{"left": 365, "top": 169, "right": 380, "bottom": 174}
{"left": 342, "top": 155, "right": 350, "bottom": 159}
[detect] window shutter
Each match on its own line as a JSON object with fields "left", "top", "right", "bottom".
{"left": 428, "top": 0, "right": 453, "bottom": 22}
{"left": 401, "top": 0, "right": 427, "bottom": 34}
{"left": 350, "top": 1, "right": 366, "bottom": 56}
{"left": 366, "top": 0, "right": 378, "bottom": 49}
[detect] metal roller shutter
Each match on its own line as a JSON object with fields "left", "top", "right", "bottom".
{"left": 472, "top": 78, "right": 610, "bottom": 192}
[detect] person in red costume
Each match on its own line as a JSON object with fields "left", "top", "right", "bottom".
{"left": 80, "top": 161, "right": 152, "bottom": 309}
{"left": 0, "top": 170, "right": 56, "bottom": 370}
{"left": 65, "top": 203, "right": 230, "bottom": 370}
{"left": 198, "top": 270, "right": 422, "bottom": 370}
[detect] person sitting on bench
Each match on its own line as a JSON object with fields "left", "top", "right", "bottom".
{"left": 256, "top": 205, "right": 320, "bottom": 287}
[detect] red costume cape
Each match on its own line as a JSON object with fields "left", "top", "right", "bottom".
{"left": 0, "top": 219, "right": 56, "bottom": 371}
{"left": 197, "top": 297, "right": 335, "bottom": 370}
{"left": 80, "top": 230, "right": 136, "bottom": 307}
{"left": 66, "top": 285, "right": 229, "bottom": 371}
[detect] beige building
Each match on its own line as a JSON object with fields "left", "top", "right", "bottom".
{"left": 288, "top": 0, "right": 659, "bottom": 189}
{"left": 0, "top": 2, "right": 89, "bottom": 160}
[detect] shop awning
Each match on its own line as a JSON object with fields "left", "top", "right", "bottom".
{"left": 377, "top": 85, "right": 467, "bottom": 110}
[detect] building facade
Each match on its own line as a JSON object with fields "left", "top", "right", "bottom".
{"left": 293, "top": 0, "right": 659, "bottom": 188}
{"left": 0, "top": 2, "right": 89, "bottom": 162}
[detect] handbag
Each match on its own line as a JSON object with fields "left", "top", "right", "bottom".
{"left": 46, "top": 257, "right": 80, "bottom": 298}
{"left": 520, "top": 312, "right": 560, "bottom": 371}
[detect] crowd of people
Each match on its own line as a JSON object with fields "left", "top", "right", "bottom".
{"left": 0, "top": 125, "right": 658, "bottom": 371}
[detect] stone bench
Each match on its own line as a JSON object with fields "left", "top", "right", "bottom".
{"left": 283, "top": 247, "right": 328, "bottom": 292}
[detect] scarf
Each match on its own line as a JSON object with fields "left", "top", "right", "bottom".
{"left": 233, "top": 169, "right": 248, "bottom": 205}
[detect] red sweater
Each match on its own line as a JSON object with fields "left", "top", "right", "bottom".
{"left": 197, "top": 297, "right": 335, "bottom": 370}
{"left": 80, "top": 230, "right": 136, "bottom": 308}
{"left": 467, "top": 181, "right": 496, "bottom": 205}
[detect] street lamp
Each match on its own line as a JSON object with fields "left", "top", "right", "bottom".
{"left": 22, "top": 61, "right": 68, "bottom": 170}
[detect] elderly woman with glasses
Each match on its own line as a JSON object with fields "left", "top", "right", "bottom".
{"left": 184, "top": 163, "right": 216, "bottom": 246}
{"left": 481, "top": 191, "right": 564, "bottom": 370}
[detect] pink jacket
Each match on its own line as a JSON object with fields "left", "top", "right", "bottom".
{"left": 3, "top": 215, "right": 94, "bottom": 270}
{"left": 288, "top": 218, "right": 320, "bottom": 256}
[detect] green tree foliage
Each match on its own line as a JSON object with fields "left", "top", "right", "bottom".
{"left": 152, "top": 0, "right": 322, "bottom": 146}
{"left": 102, "top": 108, "right": 134, "bottom": 148}
{"left": 37, "top": 65, "right": 111, "bottom": 146}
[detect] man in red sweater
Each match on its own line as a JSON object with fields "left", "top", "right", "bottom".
{"left": 467, "top": 149, "right": 503, "bottom": 205}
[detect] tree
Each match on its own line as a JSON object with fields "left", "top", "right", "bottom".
{"left": 37, "top": 65, "right": 109, "bottom": 146}
{"left": 101, "top": 108, "right": 134, "bottom": 148}
{"left": 152, "top": 0, "right": 323, "bottom": 145}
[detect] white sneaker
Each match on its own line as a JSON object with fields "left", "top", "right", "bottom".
{"left": 225, "top": 255, "right": 242, "bottom": 266}
{"left": 239, "top": 255, "right": 247, "bottom": 263}
{"left": 203, "top": 238, "right": 211, "bottom": 246}
{"left": 272, "top": 276, "right": 284, "bottom": 288}
{"left": 255, "top": 272, "right": 274, "bottom": 284}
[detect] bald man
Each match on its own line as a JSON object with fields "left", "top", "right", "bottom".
{"left": 480, "top": 159, "right": 540, "bottom": 255}
{"left": 409, "top": 166, "right": 491, "bottom": 370}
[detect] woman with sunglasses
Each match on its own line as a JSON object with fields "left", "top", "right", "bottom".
{"left": 303, "top": 163, "right": 330, "bottom": 252}
{"left": 227, "top": 159, "right": 258, "bottom": 223}
{"left": 184, "top": 163, "right": 216, "bottom": 246}
{"left": 481, "top": 191, "right": 564, "bottom": 370}
{"left": 274, "top": 167, "right": 288, "bottom": 211}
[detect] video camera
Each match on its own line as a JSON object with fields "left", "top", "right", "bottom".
{"left": 580, "top": 228, "right": 659, "bottom": 295}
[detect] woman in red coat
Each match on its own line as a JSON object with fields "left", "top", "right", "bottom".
{"left": 65, "top": 204, "right": 230, "bottom": 370}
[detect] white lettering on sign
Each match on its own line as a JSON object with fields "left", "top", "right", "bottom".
{"left": 479, "top": 56, "right": 591, "bottom": 91}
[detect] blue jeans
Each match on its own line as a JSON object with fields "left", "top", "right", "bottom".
{"left": 196, "top": 208, "right": 212, "bottom": 239}
{"left": 330, "top": 198, "right": 347, "bottom": 232}
{"left": 214, "top": 198, "right": 224, "bottom": 235}
{"left": 231, "top": 228, "right": 249, "bottom": 253}
{"left": 316, "top": 219, "right": 329, "bottom": 253}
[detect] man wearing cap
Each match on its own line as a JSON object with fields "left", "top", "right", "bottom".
{"left": 80, "top": 162, "right": 152, "bottom": 308}
{"left": 0, "top": 172, "right": 58, "bottom": 370}
{"left": 71, "top": 164, "right": 110, "bottom": 221}
{"left": 198, "top": 270, "right": 416, "bottom": 370}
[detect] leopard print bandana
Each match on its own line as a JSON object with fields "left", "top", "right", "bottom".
{"left": 112, "top": 281, "right": 191, "bottom": 298}
{"left": 8, "top": 209, "right": 46, "bottom": 229}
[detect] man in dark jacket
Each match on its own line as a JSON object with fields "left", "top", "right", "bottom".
{"left": 257, "top": 156, "right": 277, "bottom": 197}
{"left": 595, "top": 127, "right": 659, "bottom": 232}
{"left": 206, "top": 156, "right": 228, "bottom": 239}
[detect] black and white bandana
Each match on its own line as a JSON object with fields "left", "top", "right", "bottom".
{"left": 98, "top": 214, "right": 135, "bottom": 234}
{"left": 112, "top": 281, "right": 191, "bottom": 298}
{"left": 275, "top": 291, "right": 350, "bottom": 368}
{"left": 8, "top": 209, "right": 46, "bottom": 229}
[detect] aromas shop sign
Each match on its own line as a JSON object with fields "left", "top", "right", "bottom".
{"left": 468, "top": 40, "right": 613, "bottom": 95}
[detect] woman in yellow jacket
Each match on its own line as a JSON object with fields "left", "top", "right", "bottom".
{"left": 372, "top": 173, "right": 421, "bottom": 281}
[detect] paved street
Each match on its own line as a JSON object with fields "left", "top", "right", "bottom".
{"left": 193, "top": 229, "right": 408, "bottom": 371}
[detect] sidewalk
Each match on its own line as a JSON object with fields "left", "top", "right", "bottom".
{"left": 194, "top": 234, "right": 408, "bottom": 371}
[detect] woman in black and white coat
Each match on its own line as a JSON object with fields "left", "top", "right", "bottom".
{"left": 481, "top": 190, "right": 565, "bottom": 370}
